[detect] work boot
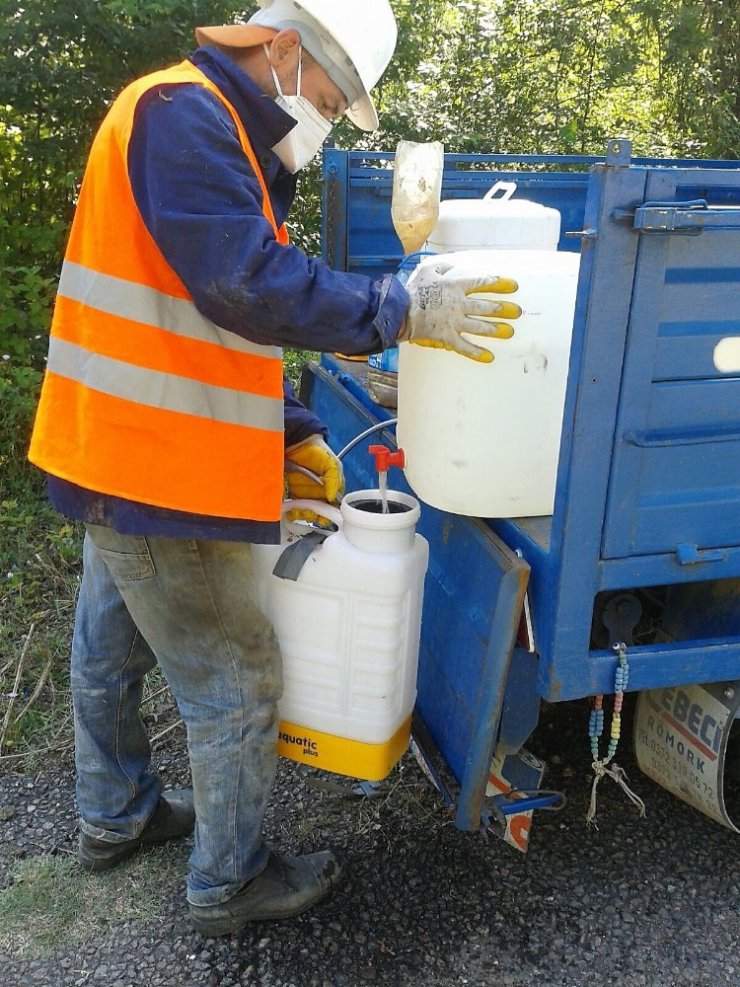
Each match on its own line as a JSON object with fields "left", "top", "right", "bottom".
{"left": 189, "top": 850, "right": 344, "bottom": 936}
{"left": 78, "top": 789, "right": 195, "bottom": 873}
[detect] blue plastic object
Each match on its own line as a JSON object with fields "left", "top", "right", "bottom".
{"left": 367, "top": 253, "right": 431, "bottom": 376}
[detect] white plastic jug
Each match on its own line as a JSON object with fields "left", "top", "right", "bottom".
{"left": 427, "top": 181, "right": 562, "bottom": 253}
{"left": 251, "top": 490, "right": 429, "bottom": 781}
{"left": 397, "top": 248, "right": 580, "bottom": 518}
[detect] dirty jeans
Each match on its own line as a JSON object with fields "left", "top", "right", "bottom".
{"left": 71, "top": 525, "right": 282, "bottom": 906}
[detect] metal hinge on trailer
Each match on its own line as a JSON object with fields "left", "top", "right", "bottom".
{"left": 612, "top": 199, "right": 740, "bottom": 235}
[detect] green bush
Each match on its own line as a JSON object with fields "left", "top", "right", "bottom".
{"left": 0, "top": 364, "right": 46, "bottom": 504}
{"left": 0, "top": 223, "right": 60, "bottom": 368}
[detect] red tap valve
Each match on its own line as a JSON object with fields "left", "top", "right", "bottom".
{"left": 369, "top": 444, "right": 405, "bottom": 473}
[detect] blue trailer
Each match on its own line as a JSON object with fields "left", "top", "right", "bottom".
{"left": 300, "top": 140, "right": 740, "bottom": 846}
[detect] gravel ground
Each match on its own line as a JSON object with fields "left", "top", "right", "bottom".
{"left": 1, "top": 699, "right": 738, "bottom": 987}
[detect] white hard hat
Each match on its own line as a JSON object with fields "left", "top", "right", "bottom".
{"left": 197, "top": 0, "right": 398, "bottom": 131}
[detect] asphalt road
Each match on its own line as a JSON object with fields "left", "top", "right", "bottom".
{"left": 1, "top": 698, "right": 738, "bottom": 987}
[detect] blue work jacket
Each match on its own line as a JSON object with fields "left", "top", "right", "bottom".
{"left": 48, "top": 46, "right": 408, "bottom": 543}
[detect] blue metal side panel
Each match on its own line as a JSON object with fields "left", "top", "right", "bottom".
{"left": 301, "top": 360, "right": 528, "bottom": 831}
{"left": 416, "top": 511, "right": 528, "bottom": 830}
{"left": 601, "top": 170, "right": 740, "bottom": 560}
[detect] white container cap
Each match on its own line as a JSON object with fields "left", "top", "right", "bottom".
{"left": 341, "top": 489, "right": 420, "bottom": 553}
{"left": 427, "top": 181, "right": 562, "bottom": 252}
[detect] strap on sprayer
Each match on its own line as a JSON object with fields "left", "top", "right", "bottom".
{"left": 271, "top": 500, "right": 341, "bottom": 582}
{"left": 273, "top": 529, "right": 330, "bottom": 581}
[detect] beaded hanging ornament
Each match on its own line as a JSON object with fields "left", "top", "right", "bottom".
{"left": 586, "top": 642, "right": 647, "bottom": 826}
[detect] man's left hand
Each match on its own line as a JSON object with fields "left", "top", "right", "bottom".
{"left": 285, "top": 434, "right": 345, "bottom": 504}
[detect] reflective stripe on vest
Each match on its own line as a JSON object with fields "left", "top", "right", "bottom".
{"left": 57, "top": 261, "right": 281, "bottom": 362}
{"left": 48, "top": 337, "right": 282, "bottom": 431}
{"left": 29, "top": 62, "right": 288, "bottom": 522}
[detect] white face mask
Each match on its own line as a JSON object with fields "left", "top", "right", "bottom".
{"left": 265, "top": 45, "right": 332, "bottom": 174}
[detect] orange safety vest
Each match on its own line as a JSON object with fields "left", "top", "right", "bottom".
{"left": 29, "top": 61, "right": 289, "bottom": 522}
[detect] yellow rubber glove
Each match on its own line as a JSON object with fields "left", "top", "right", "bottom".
{"left": 285, "top": 434, "right": 345, "bottom": 503}
{"left": 283, "top": 508, "right": 338, "bottom": 527}
{"left": 398, "top": 258, "right": 521, "bottom": 362}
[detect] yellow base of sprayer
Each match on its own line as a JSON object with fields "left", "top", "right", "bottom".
{"left": 277, "top": 716, "right": 412, "bottom": 782}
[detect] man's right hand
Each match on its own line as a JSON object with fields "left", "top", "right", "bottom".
{"left": 398, "top": 260, "right": 521, "bottom": 362}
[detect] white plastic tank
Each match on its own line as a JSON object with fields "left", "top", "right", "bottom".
{"left": 398, "top": 197, "right": 581, "bottom": 517}
{"left": 252, "top": 490, "right": 429, "bottom": 781}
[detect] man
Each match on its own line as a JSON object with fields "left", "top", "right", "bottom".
{"left": 29, "top": 0, "right": 507, "bottom": 937}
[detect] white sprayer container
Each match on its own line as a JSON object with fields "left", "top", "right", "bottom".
{"left": 252, "top": 491, "right": 429, "bottom": 781}
{"left": 397, "top": 248, "right": 580, "bottom": 517}
{"left": 427, "top": 182, "right": 562, "bottom": 253}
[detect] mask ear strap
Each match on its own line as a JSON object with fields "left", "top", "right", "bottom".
{"left": 296, "top": 44, "right": 303, "bottom": 97}
{"left": 264, "top": 43, "right": 284, "bottom": 97}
